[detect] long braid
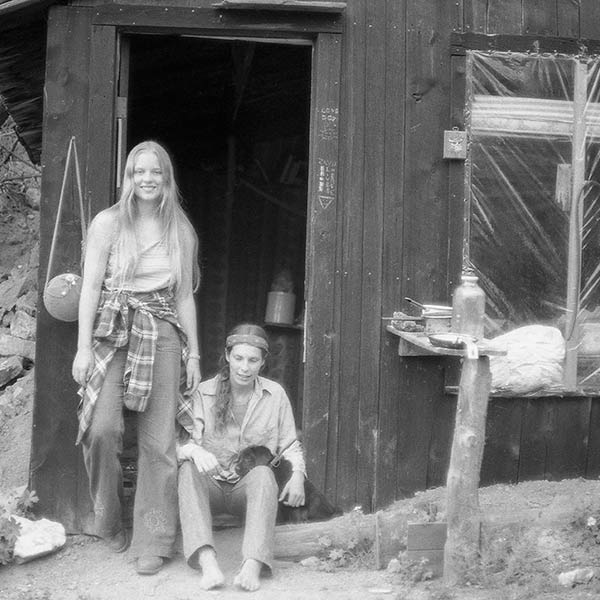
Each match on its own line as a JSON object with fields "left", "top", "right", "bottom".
{"left": 215, "top": 363, "right": 232, "bottom": 432}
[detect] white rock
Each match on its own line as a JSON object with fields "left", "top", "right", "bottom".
{"left": 386, "top": 558, "right": 402, "bottom": 573}
{"left": 12, "top": 516, "right": 66, "bottom": 564}
{"left": 300, "top": 556, "right": 322, "bottom": 568}
{"left": 558, "top": 567, "right": 595, "bottom": 587}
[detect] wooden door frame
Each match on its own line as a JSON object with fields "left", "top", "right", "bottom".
{"left": 106, "top": 18, "right": 343, "bottom": 492}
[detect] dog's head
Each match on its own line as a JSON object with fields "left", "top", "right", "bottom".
{"left": 235, "top": 445, "right": 274, "bottom": 477}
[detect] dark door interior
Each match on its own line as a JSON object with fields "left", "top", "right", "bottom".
{"left": 126, "top": 35, "right": 311, "bottom": 421}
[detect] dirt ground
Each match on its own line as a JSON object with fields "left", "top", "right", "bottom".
{"left": 3, "top": 384, "right": 600, "bottom": 599}
{"left": 4, "top": 460, "right": 600, "bottom": 600}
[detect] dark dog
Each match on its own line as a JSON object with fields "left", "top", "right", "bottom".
{"left": 235, "top": 445, "right": 339, "bottom": 524}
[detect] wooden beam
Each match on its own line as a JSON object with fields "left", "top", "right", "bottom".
{"left": 451, "top": 31, "right": 600, "bottom": 55}
{"left": 92, "top": 5, "right": 343, "bottom": 34}
{"left": 213, "top": 0, "right": 346, "bottom": 12}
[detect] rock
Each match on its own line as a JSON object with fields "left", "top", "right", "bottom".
{"left": 0, "top": 356, "right": 23, "bottom": 388}
{"left": 12, "top": 515, "right": 66, "bottom": 564}
{"left": 0, "top": 274, "right": 28, "bottom": 316}
{"left": 24, "top": 188, "right": 40, "bottom": 210}
{"left": 300, "top": 556, "right": 322, "bottom": 568}
{"left": 558, "top": 567, "right": 595, "bottom": 587}
{"left": 0, "top": 332, "right": 35, "bottom": 360}
{"left": 16, "top": 290, "right": 37, "bottom": 317}
{"left": 386, "top": 558, "right": 402, "bottom": 573}
{"left": 10, "top": 310, "right": 36, "bottom": 340}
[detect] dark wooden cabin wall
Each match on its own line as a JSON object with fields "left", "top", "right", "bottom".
{"left": 33, "top": 6, "right": 96, "bottom": 532}
{"left": 33, "top": 4, "right": 118, "bottom": 532}
{"left": 375, "top": 0, "right": 600, "bottom": 506}
{"left": 407, "top": 0, "right": 600, "bottom": 503}
{"left": 28, "top": 0, "right": 600, "bottom": 525}
{"left": 331, "top": 0, "right": 462, "bottom": 510}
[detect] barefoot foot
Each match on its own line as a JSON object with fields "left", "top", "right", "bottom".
{"left": 233, "top": 559, "right": 262, "bottom": 592}
{"left": 198, "top": 547, "right": 225, "bottom": 590}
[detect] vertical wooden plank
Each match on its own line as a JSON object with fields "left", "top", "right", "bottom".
{"left": 580, "top": 0, "right": 600, "bottom": 38}
{"left": 303, "top": 32, "right": 342, "bottom": 496}
{"left": 333, "top": 0, "right": 365, "bottom": 509}
{"left": 86, "top": 25, "right": 118, "bottom": 216}
{"left": 452, "top": 0, "right": 464, "bottom": 32}
{"left": 544, "top": 399, "right": 590, "bottom": 480}
{"left": 403, "top": 0, "right": 452, "bottom": 310}
{"left": 585, "top": 397, "right": 600, "bottom": 477}
{"left": 427, "top": 390, "right": 456, "bottom": 489}
{"left": 515, "top": 398, "right": 588, "bottom": 482}
{"left": 32, "top": 6, "right": 94, "bottom": 533}
{"left": 395, "top": 359, "right": 445, "bottom": 495}
{"left": 523, "top": 0, "right": 558, "bottom": 35}
{"left": 557, "top": 0, "right": 579, "bottom": 38}
{"left": 376, "top": 0, "right": 405, "bottom": 509}
{"left": 463, "top": 0, "right": 487, "bottom": 33}
{"left": 446, "top": 54, "right": 466, "bottom": 297}
{"left": 394, "top": 0, "right": 457, "bottom": 497}
{"left": 518, "top": 400, "right": 550, "bottom": 481}
{"left": 488, "top": 0, "right": 523, "bottom": 34}
{"left": 354, "top": 0, "right": 386, "bottom": 512}
{"left": 479, "top": 399, "right": 522, "bottom": 486}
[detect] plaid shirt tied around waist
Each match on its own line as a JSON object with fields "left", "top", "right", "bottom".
{"left": 76, "top": 288, "right": 195, "bottom": 445}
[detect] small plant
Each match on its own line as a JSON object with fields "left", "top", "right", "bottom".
{"left": 0, "top": 515, "right": 20, "bottom": 565}
{"left": 0, "top": 486, "right": 39, "bottom": 517}
{"left": 0, "top": 486, "right": 39, "bottom": 565}
{"left": 316, "top": 533, "right": 374, "bottom": 570}
{"left": 307, "top": 506, "right": 375, "bottom": 571}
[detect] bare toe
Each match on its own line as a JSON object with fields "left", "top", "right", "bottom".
{"left": 234, "top": 559, "right": 262, "bottom": 592}
{"left": 198, "top": 547, "right": 225, "bottom": 590}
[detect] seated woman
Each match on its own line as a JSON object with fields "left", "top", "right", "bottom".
{"left": 177, "top": 323, "right": 306, "bottom": 591}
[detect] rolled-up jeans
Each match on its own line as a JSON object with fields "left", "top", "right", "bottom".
{"left": 178, "top": 461, "right": 278, "bottom": 571}
{"left": 82, "top": 318, "right": 181, "bottom": 559}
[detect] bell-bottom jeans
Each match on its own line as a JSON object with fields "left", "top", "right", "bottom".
{"left": 82, "top": 318, "right": 181, "bottom": 559}
{"left": 178, "top": 461, "right": 278, "bottom": 572}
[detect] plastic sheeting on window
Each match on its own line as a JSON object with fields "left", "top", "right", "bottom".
{"left": 466, "top": 51, "right": 600, "bottom": 394}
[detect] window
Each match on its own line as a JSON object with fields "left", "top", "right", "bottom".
{"left": 466, "top": 51, "right": 600, "bottom": 392}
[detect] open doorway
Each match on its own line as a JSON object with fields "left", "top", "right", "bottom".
{"left": 126, "top": 35, "right": 311, "bottom": 422}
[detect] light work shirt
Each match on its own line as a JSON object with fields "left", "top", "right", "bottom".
{"left": 177, "top": 374, "right": 306, "bottom": 482}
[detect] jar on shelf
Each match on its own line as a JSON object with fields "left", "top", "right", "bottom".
{"left": 451, "top": 272, "right": 486, "bottom": 340}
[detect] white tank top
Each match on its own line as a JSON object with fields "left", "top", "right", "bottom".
{"left": 104, "top": 238, "right": 172, "bottom": 292}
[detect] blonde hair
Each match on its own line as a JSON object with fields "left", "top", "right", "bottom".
{"left": 111, "top": 140, "right": 200, "bottom": 292}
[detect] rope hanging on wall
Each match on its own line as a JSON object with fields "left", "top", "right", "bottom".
{"left": 43, "top": 136, "right": 88, "bottom": 322}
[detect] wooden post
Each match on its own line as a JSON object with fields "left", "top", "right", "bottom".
{"left": 564, "top": 61, "right": 587, "bottom": 390}
{"left": 443, "top": 354, "right": 491, "bottom": 585}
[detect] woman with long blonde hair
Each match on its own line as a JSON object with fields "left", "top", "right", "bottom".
{"left": 72, "top": 140, "right": 201, "bottom": 576}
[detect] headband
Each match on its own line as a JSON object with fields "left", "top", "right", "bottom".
{"left": 226, "top": 334, "right": 269, "bottom": 352}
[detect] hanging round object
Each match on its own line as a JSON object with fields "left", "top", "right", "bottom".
{"left": 43, "top": 273, "right": 82, "bottom": 322}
